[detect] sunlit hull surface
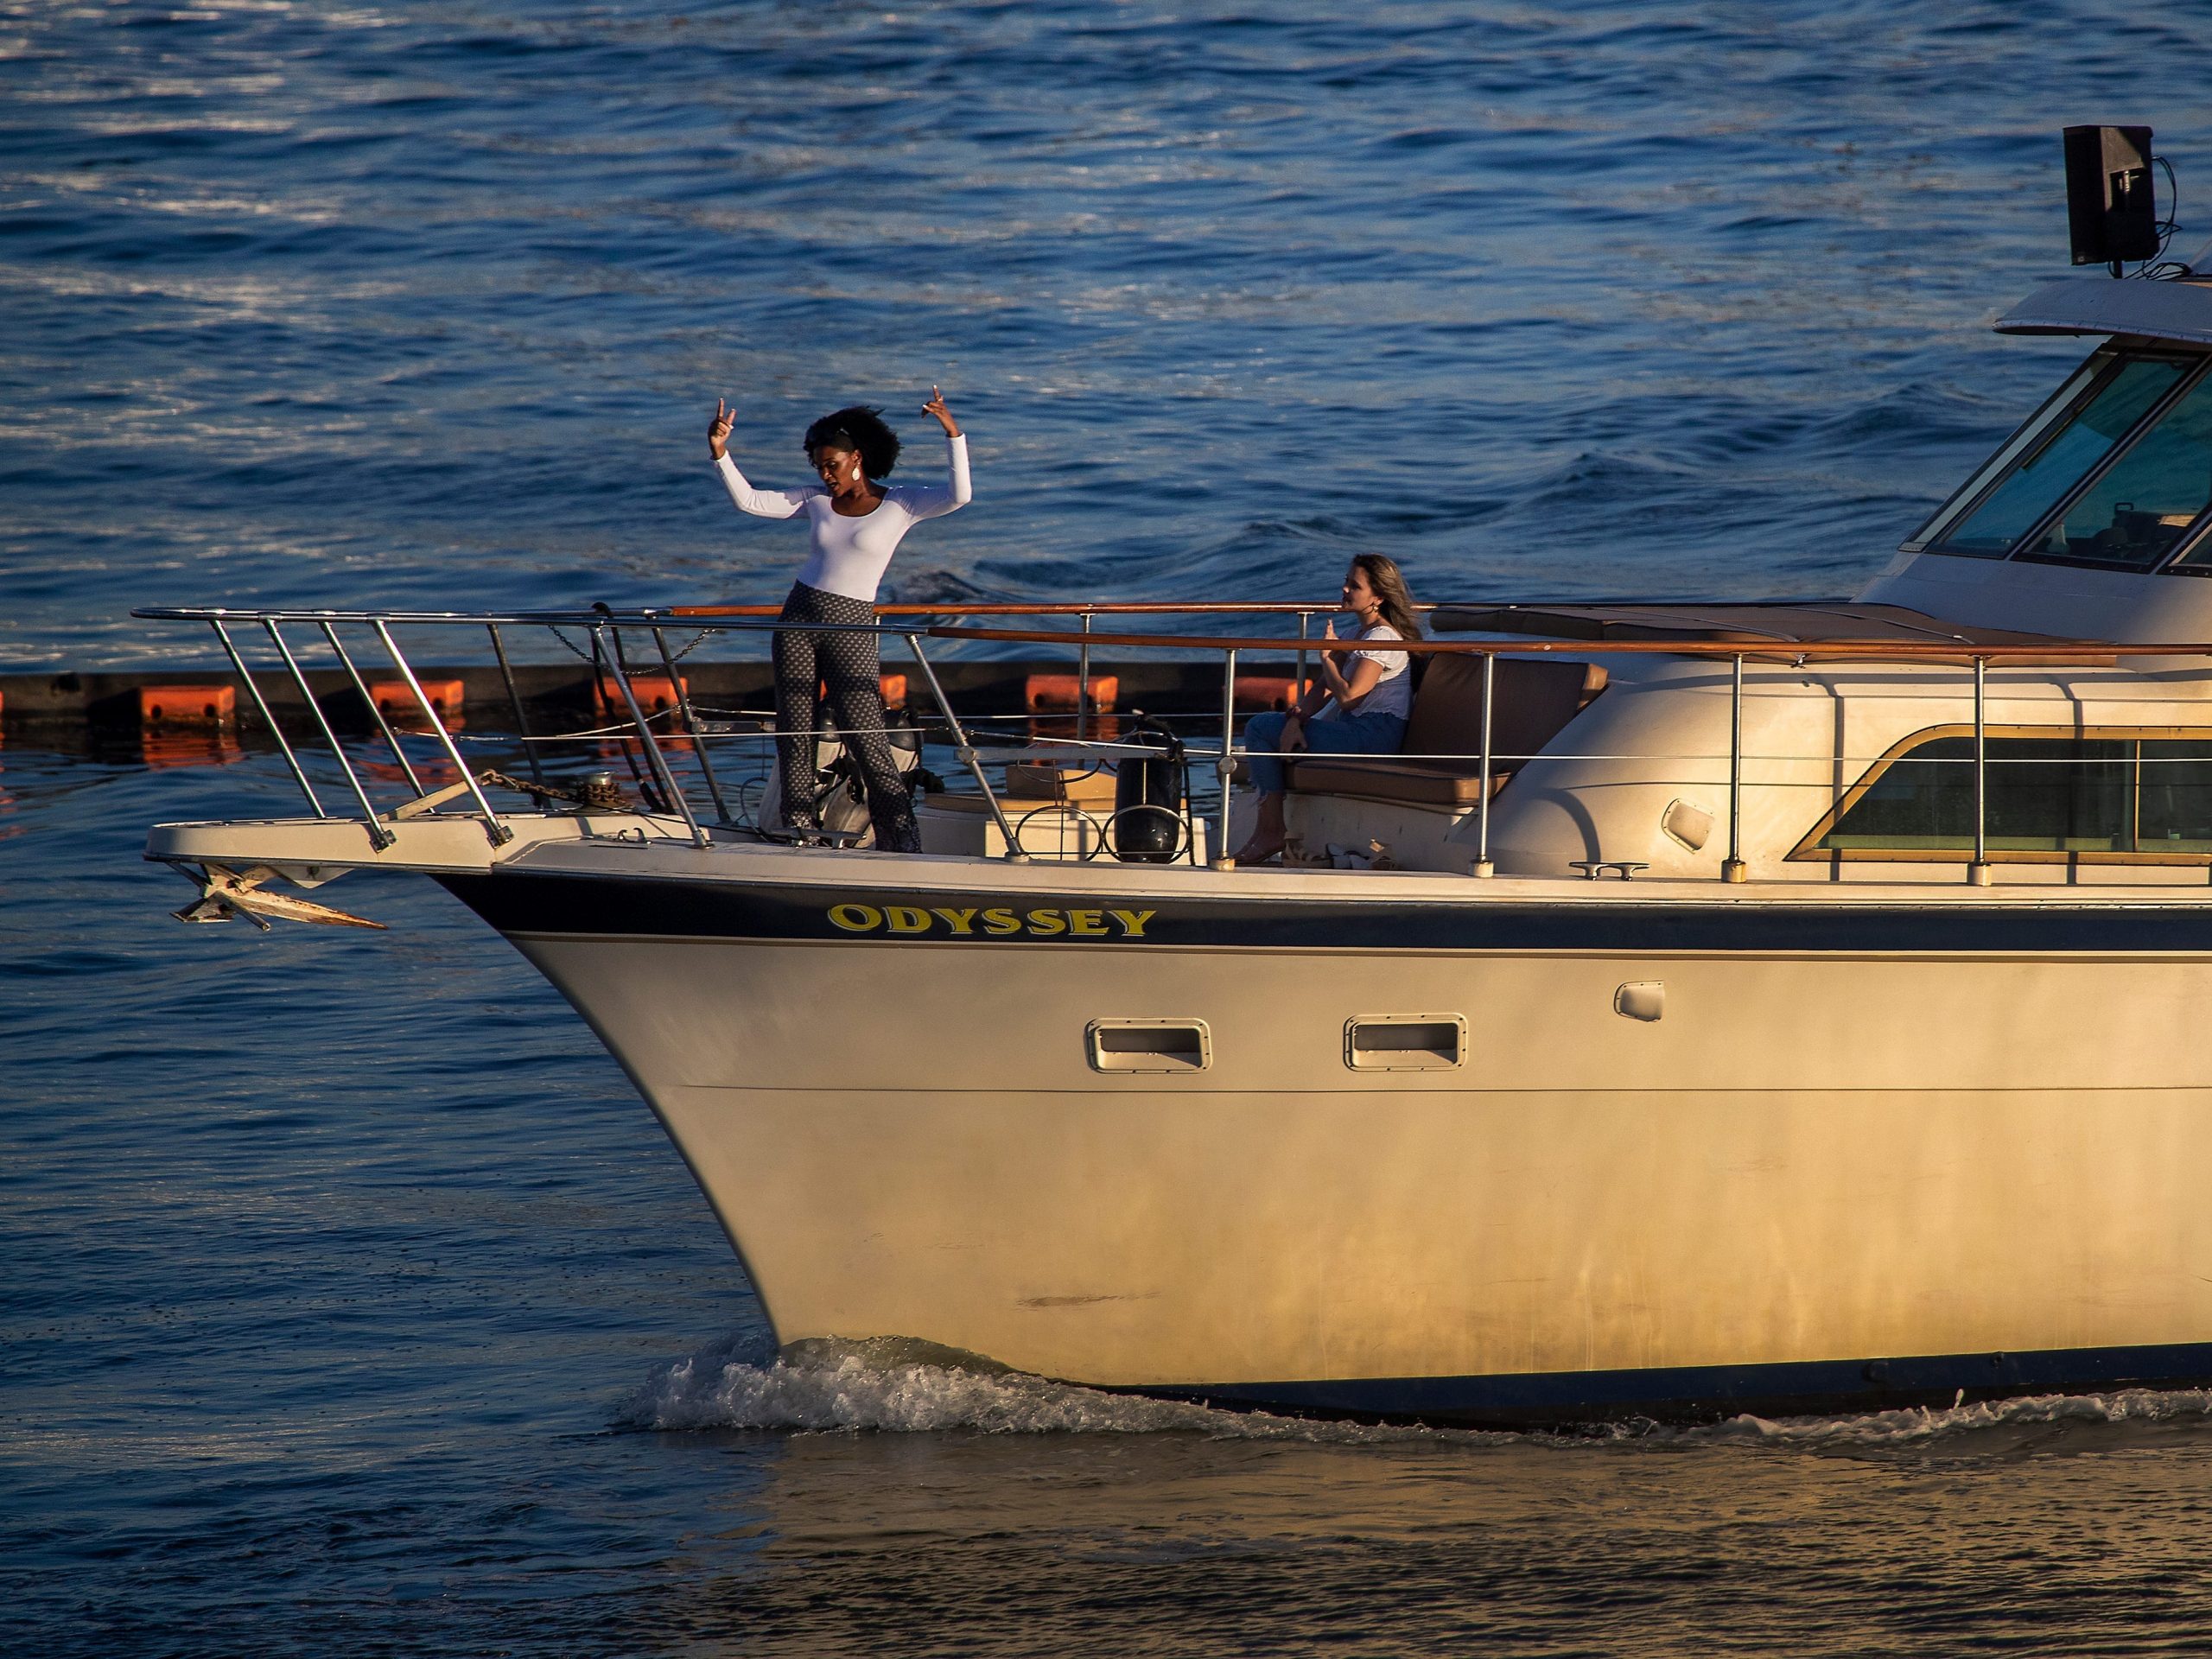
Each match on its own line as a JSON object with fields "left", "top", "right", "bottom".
{"left": 439, "top": 851, "right": 2212, "bottom": 1427}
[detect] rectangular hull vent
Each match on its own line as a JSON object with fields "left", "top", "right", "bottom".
{"left": 1088, "top": 1019, "right": 1211, "bottom": 1073}
{"left": 1344, "top": 1014, "right": 1466, "bottom": 1071}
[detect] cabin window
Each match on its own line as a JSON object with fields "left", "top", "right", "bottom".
{"left": 2014, "top": 373, "right": 2212, "bottom": 569}
{"left": 1799, "top": 730, "right": 2212, "bottom": 859}
{"left": 1931, "top": 355, "right": 2188, "bottom": 558}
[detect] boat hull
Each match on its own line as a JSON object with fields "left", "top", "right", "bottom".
{"left": 441, "top": 865, "right": 2212, "bottom": 1426}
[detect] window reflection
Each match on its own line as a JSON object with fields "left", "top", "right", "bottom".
{"left": 1936, "top": 358, "right": 2183, "bottom": 557}
{"left": 2017, "top": 376, "right": 2212, "bottom": 568}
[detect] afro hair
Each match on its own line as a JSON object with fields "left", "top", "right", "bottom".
{"left": 803, "top": 404, "right": 901, "bottom": 480}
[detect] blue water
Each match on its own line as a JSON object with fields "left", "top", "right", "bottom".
{"left": 14, "top": 3, "right": 2212, "bottom": 1652}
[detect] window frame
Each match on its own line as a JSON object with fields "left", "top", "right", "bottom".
{"left": 1789, "top": 723, "right": 2212, "bottom": 867}
{"left": 2006, "top": 352, "right": 2212, "bottom": 574}
{"left": 1922, "top": 348, "right": 2209, "bottom": 568}
{"left": 1904, "top": 349, "right": 2114, "bottom": 556}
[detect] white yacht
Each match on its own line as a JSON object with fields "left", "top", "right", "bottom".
{"left": 142, "top": 267, "right": 2212, "bottom": 1427}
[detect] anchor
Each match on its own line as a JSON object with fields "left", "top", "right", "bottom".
{"left": 167, "top": 863, "right": 385, "bottom": 931}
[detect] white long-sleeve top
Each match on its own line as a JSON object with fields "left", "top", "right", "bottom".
{"left": 714, "top": 431, "right": 971, "bottom": 604}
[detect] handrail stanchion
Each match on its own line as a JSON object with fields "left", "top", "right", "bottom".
{"left": 1473, "top": 649, "right": 1496, "bottom": 877}
{"left": 1213, "top": 648, "right": 1238, "bottom": 870}
{"left": 212, "top": 617, "right": 327, "bottom": 819}
{"left": 264, "top": 620, "right": 392, "bottom": 850}
{"left": 1969, "top": 655, "right": 1993, "bottom": 887}
{"left": 371, "top": 620, "right": 513, "bottom": 847}
{"left": 1295, "top": 613, "right": 1310, "bottom": 707}
{"left": 1077, "top": 612, "right": 1092, "bottom": 746}
{"left": 1722, "top": 653, "right": 1748, "bottom": 883}
{"left": 486, "top": 623, "right": 547, "bottom": 791}
{"left": 594, "top": 625, "right": 708, "bottom": 849}
{"left": 651, "top": 622, "right": 730, "bottom": 824}
{"left": 322, "top": 620, "right": 424, "bottom": 795}
{"left": 907, "top": 632, "right": 1027, "bottom": 861}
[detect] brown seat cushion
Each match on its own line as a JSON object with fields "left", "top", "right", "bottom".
{"left": 1287, "top": 655, "right": 1605, "bottom": 801}
{"left": 1283, "top": 757, "right": 1508, "bottom": 805}
{"left": 1401, "top": 654, "right": 1605, "bottom": 766}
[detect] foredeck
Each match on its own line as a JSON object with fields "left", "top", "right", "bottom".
{"left": 128, "top": 599, "right": 2212, "bottom": 906}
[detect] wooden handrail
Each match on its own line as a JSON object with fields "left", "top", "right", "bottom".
{"left": 667, "top": 601, "right": 1363, "bottom": 617}
{"left": 664, "top": 600, "right": 1855, "bottom": 617}
{"left": 921, "top": 623, "right": 2148, "bottom": 661}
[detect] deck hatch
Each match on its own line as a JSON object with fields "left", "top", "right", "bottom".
{"left": 1087, "top": 1018, "right": 1211, "bottom": 1074}
{"left": 1344, "top": 1014, "right": 1466, "bottom": 1071}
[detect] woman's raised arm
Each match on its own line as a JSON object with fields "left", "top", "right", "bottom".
{"left": 903, "top": 386, "right": 972, "bottom": 519}
{"left": 708, "top": 397, "right": 817, "bottom": 519}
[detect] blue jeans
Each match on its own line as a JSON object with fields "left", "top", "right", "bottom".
{"left": 1243, "top": 709, "right": 1408, "bottom": 793}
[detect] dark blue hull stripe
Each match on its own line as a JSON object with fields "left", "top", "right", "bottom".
{"left": 1126, "top": 1341, "right": 2212, "bottom": 1430}
{"left": 440, "top": 872, "right": 2212, "bottom": 953}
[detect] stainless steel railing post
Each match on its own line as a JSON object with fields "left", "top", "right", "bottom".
{"left": 1212, "top": 648, "right": 1238, "bottom": 870}
{"left": 1295, "top": 612, "right": 1310, "bottom": 709}
{"left": 211, "top": 617, "right": 327, "bottom": 819}
{"left": 1968, "top": 655, "right": 1992, "bottom": 887}
{"left": 651, "top": 621, "right": 730, "bottom": 824}
{"left": 322, "top": 620, "right": 424, "bottom": 795}
{"left": 1077, "top": 611, "right": 1092, "bottom": 745}
{"left": 908, "top": 632, "right": 1027, "bottom": 861}
{"left": 1722, "top": 653, "right": 1748, "bottom": 883}
{"left": 264, "top": 620, "right": 393, "bottom": 850}
{"left": 486, "top": 623, "right": 547, "bottom": 791}
{"left": 595, "top": 625, "right": 709, "bottom": 849}
{"left": 371, "top": 620, "right": 513, "bottom": 846}
{"left": 1473, "top": 649, "right": 1496, "bottom": 877}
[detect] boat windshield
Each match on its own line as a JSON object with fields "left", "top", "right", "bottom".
{"left": 1933, "top": 354, "right": 2188, "bottom": 558}
{"left": 2015, "top": 372, "right": 2212, "bottom": 569}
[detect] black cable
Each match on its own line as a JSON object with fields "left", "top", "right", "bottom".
{"left": 2136, "top": 156, "right": 2183, "bottom": 277}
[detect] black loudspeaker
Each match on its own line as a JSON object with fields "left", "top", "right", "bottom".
{"left": 2064, "top": 124, "right": 2159, "bottom": 268}
{"left": 1111, "top": 717, "right": 1185, "bottom": 864}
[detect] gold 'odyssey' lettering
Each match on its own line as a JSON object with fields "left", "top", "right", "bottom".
{"left": 823, "top": 899, "right": 1161, "bottom": 940}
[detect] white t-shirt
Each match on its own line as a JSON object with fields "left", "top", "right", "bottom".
{"left": 1314, "top": 620, "right": 1413, "bottom": 722}
{"left": 715, "top": 432, "right": 971, "bottom": 603}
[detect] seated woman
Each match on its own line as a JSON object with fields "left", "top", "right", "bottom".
{"left": 1233, "top": 552, "right": 1421, "bottom": 864}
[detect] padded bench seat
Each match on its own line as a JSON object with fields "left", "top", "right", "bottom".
{"left": 1286, "top": 654, "right": 1605, "bottom": 806}
{"left": 1283, "top": 757, "right": 1507, "bottom": 805}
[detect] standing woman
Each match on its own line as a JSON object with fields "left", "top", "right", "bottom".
{"left": 708, "top": 389, "right": 970, "bottom": 851}
{"left": 1233, "top": 553, "right": 1422, "bottom": 864}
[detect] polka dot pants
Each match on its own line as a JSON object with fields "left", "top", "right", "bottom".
{"left": 772, "top": 582, "right": 920, "bottom": 853}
